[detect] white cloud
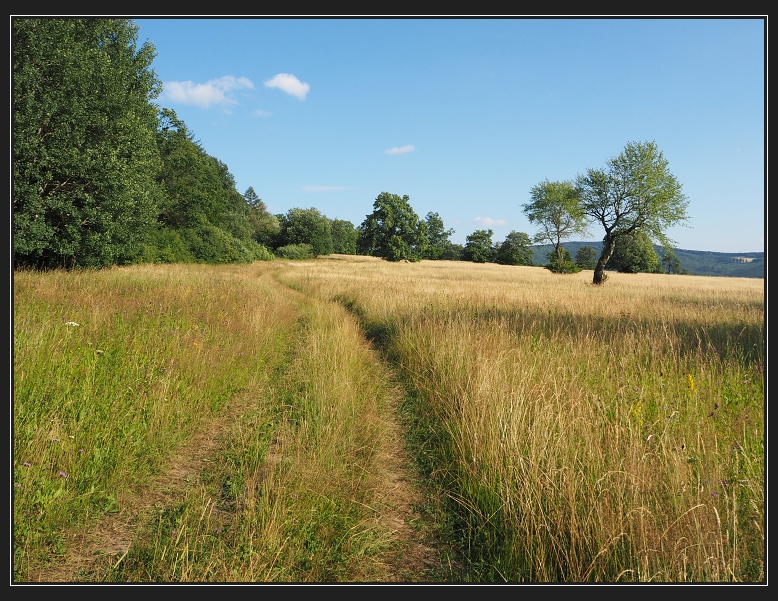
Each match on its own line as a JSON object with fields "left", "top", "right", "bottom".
{"left": 302, "top": 185, "right": 350, "bottom": 192}
{"left": 474, "top": 216, "right": 508, "bottom": 227}
{"left": 254, "top": 108, "right": 272, "bottom": 118}
{"left": 162, "top": 76, "right": 254, "bottom": 109}
{"left": 385, "top": 145, "right": 416, "bottom": 155}
{"left": 264, "top": 73, "right": 310, "bottom": 100}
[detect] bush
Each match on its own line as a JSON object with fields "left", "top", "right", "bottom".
{"left": 140, "top": 227, "right": 194, "bottom": 264}
{"left": 275, "top": 244, "right": 315, "bottom": 260}
{"left": 545, "top": 249, "right": 581, "bottom": 274}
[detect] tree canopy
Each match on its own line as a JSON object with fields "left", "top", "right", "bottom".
{"left": 422, "top": 212, "right": 455, "bottom": 260}
{"left": 357, "top": 192, "right": 428, "bottom": 262}
{"left": 13, "top": 18, "right": 163, "bottom": 269}
{"left": 608, "top": 231, "right": 663, "bottom": 274}
{"left": 277, "top": 207, "right": 333, "bottom": 257}
{"left": 576, "top": 140, "right": 690, "bottom": 285}
{"left": 462, "top": 229, "right": 495, "bottom": 263}
{"left": 330, "top": 219, "right": 358, "bottom": 255}
{"left": 494, "top": 231, "right": 534, "bottom": 266}
{"left": 523, "top": 179, "right": 589, "bottom": 269}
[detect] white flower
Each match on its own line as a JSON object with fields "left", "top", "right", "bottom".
{"left": 64, "top": 321, "right": 80, "bottom": 327}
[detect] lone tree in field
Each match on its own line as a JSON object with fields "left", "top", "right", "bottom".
{"left": 576, "top": 140, "right": 690, "bottom": 285}
{"left": 522, "top": 179, "right": 589, "bottom": 272}
{"left": 357, "top": 192, "right": 428, "bottom": 262}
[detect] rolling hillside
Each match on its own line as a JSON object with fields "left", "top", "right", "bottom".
{"left": 531, "top": 241, "right": 765, "bottom": 278}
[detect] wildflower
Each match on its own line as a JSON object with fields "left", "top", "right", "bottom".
{"left": 64, "top": 321, "right": 80, "bottom": 327}
{"left": 58, "top": 471, "right": 68, "bottom": 478}
{"left": 686, "top": 374, "right": 696, "bottom": 394}
{"left": 79, "top": 449, "right": 84, "bottom": 453}
{"left": 23, "top": 462, "right": 30, "bottom": 468}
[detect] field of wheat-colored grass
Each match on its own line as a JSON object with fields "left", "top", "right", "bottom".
{"left": 13, "top": 257, "right": 764, "bottom": 583}
{"left": 276, "top": 256, "right": 765, "bottom": 582}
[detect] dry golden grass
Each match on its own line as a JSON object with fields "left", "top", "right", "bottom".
{"left": 14, "top": 257, "right": 764, "bottom": 582}
{"left": 277, "top": 256, "right": 764, "bottom": 582}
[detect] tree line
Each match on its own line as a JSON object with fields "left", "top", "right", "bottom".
{"left": 13, "top": 18, "right": 690, "bottom": 285}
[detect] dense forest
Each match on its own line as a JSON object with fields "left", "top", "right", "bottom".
{"left": 12, "top": 18, "right": 764, "bottom": 279}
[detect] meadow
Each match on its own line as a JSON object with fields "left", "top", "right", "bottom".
{"left": 12, "top": 256, "right": 765, "bottom": 583}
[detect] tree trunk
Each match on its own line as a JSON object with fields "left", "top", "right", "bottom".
{"left": 593, "top": 237, "right": 616, "bottom": 285}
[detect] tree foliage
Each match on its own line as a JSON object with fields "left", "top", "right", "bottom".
{"left": 523, "top": 179, "right": 589, "bottom": 268}
{"left": 608, "top": 230, "right": 663, "bottom": 274}
{"left": 574, "top": 245, "right": 598, "bottom": 270}
{"left": 660, "top": 246, "right": 687, "bottom": 275}
{"left": 330, "top": 219, "right": 358, "bottom": 255}
{"left": 243, "top": 187, "right": 280, "bottom": 249}
{"left": 13, "top": 18, "right": 163, "bottom": 269}
{"left": 277, "top": 208, "right": 334, "bottom": 257}
{"left": 494, "top": 231, "right": 534, "bottom": 266}
{"left": 357, "top": 192, "right": 428, "bottom": 262}
{"left": 422, "top": 212, "right": 455, "bottom": 260}
{"left": 576, "top": 140, "right": 690, "bottom": 285}
{"left": 151, "top": 108, "right": 268, "bottom": 263}
{"left": 462, "top": 229, "right": 495, "bottom": 263}
{"left": 545, "top": 247, "right": 580, "bottom": 274}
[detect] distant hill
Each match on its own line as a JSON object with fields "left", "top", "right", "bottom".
{"left": 531, "top": 241, "right": 765, "bottom": 279}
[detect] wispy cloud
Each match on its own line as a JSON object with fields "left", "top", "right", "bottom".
{"left": 264, "top": 73, "right": 310, "bottom": 100}
{"left": 254, "top": 108, "right": 272, "bottom": 118}
{"left": 474, "top": 216, "right": 508, "bottom": 227}
{"left": 162, "top": 76, "right": 254, "bottom": 108}
{"left": 302, "top": 185, "right": 350, "bottom": 193}
{"left": 385, "top": 145, "right": 416, "bottom": 155}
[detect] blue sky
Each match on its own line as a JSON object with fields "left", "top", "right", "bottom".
{"left": 134, "top": 16, "right": 765, "bottom": 253}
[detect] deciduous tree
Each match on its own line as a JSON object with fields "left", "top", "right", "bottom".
{"left": 330, "top": 219, "right": 357, "bottom": 255}
{"left": 494, "top": 231, "right": 534, "bottom": 266}
{"left": 574, "top": 245, "right": 598, "bottom": 270}
{"left": 576, "top": 140, "right": 690, "bottom": 285}
{"left": 278, "top": 207, "right": 333, "bottom": 257}
{"left": 522, "top": 179, "right": 589, "bottom": 270}
{"left": 357, "top": 192, "right": 428, "bottom": 262}
{"left": 13, "top": 18, "right": 162, "bottom": 268}
{"left": 462, "top": 229, "right": 495, "bottom": 263}
{"left": 608, "top": 231, "right": 663, "bottom": 274}
{"left": 422, "top": 211, "right": 455, "bottom": 260}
